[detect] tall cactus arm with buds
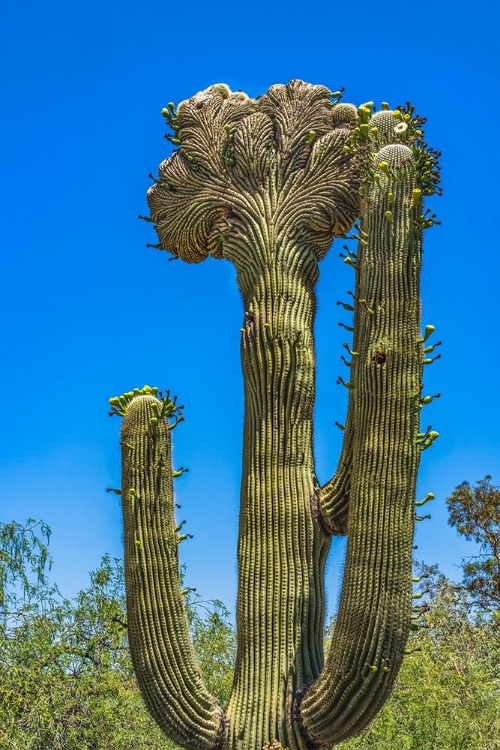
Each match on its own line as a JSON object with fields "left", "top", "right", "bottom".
{"left": 112, "top": 81, "right": 441, "bottom": 750}
{"left": 299, "top": 112, "right": 432, "bottom": 745}
{"left": 111, "top": 387, "right": 226, "bottom": 749}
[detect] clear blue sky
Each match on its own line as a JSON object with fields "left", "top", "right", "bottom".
{"left": 1, "top": 0, "right": 499, "bottom": 622}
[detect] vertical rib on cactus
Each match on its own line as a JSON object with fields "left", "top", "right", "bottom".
{"left": 299, "top": 130, "right": 424, "bottom": 746}
{"left": 117, "top": 388, "right": 225, "bottom": 749}
{"left": 114, "top": 83, "right": 440, "bottom": 750}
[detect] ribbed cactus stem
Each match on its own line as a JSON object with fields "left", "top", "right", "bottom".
{"left": 226, "top": 246, "right": 330, "bottom": 749}
{"left": 315, "top": 425, "right": 352, "bottom": 535}
{"left": 317, "top": 275, "right": 365, "bottom": 535}
{"left": 120, "top": 394, "right": 225, "bottom": 749}
{"left": 299, "top": 142, "right": 423, "bottom": 745}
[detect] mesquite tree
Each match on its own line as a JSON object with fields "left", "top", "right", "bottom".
{"left": 109, "top": 80, "right": 441, "bottom": 750}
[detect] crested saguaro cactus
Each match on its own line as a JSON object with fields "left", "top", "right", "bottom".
{"left": 110, "top": 81, "right": 441, "bottom": 749}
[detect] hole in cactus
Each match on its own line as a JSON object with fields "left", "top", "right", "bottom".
{"left": 372, "top": 351, "right": 387, "bottom": 368}
{"left": 243, "top": 310, "right": 255, "bottom": 328}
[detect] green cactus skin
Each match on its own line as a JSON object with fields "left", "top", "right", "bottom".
{"left": 119, "top": 390, "right": 226, "bottom": 749}
{"left": 113, "top": 82, "right": 440, "bottom": 750}
{"left": 299, "top": 139, "right": 425, "bottom": 746}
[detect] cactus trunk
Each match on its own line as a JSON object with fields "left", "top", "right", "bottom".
{"left": 227, "top": 248, "right": 330, "bottom": 748}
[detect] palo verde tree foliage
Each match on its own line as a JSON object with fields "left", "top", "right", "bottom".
{"left": 446, "top": 476, "right": 500, "bottom": 613}
{"left": 109, "top": 80, "right": 441, "bottom": 750}
{"left": 0, "top": 520, "right": 235, "bottom": 750}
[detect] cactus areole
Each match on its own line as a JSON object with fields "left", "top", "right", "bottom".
{"left": 110, "top": 81, "right": 441, "bottom": 749}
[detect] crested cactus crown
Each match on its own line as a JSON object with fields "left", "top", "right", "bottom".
{"left": 148, "top": 81, "right": 361, "bottom": 269}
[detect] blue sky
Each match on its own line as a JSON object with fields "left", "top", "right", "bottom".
{"left": 2, "top": 0, "right": 499, "bottom": 622}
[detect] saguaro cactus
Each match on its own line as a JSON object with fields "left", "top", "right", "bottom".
{"left": 110, "top": 81, "right": 441, "bottom": 749}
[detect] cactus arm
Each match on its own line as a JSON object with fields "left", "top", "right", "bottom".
{"left": 316, "top": 275, "right": 363, "bottom": 536}
{"left": 315, "top": 106, "right": 413, "bottom": 538}
{"left": 118, "top": 390, "right": 225, "bottom": 750}
{"left": 314, "top": 435, "right": 352, "bottom": 536}
{"left": 299, "top": 121, "right": 428, "bottom": 745}
{"left": 310, "top": 107, "right": 368, "bottom": 538}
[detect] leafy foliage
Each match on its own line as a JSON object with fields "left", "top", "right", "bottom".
{"left": 0, "top": 521, "right": 235, "bottom": 750}
{"left": 446, "top": 475, "right": 500, "bottom": 611}
{"left": 186, "top": 590, "right": 236, "bottom": 708}
{"left": 0, "top": 519, "right": 53, "bottom": 614}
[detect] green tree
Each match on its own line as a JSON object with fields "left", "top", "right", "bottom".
{"left": 185, "top": 583, "right": 236, "bottom": 708}
{"left": 0, "top": 518, "right": 53, "bottom": 615}
{"left": 0, "top": 521, "right": 234, "bottom": 750}
{"left": 446, "top": 475, "right": 500, "bottom": 612}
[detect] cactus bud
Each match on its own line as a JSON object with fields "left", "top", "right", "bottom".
{"left": 415, "top": 492, "right": 435, "bottom": 507}
{"left": 412, "top": 573, "right": 429, "bottom": 583}
{"left": 337, "top": 301, "right": 355, "bottom": 312}
{"left": 344, "top": 256, "right": 357, "bottom": 268}
{"left": 411, "top": 188, "right": 422, "bottom": 207}
{"left": 418, "top": 325, "right": 435, "bottom": 343}
{"left": 336, "top": 377, "right": 353, "bottom": 389}
{"left": 415, "top": 513, "right": 431, "bottom": 522}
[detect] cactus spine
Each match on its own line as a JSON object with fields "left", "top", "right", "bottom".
{"left": 111, "top": 82, "right": 440, "bottom": 749}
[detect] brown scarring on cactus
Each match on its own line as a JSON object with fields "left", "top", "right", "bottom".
{"left": 111, "top": 81, "right": 441, "bottom": 749}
